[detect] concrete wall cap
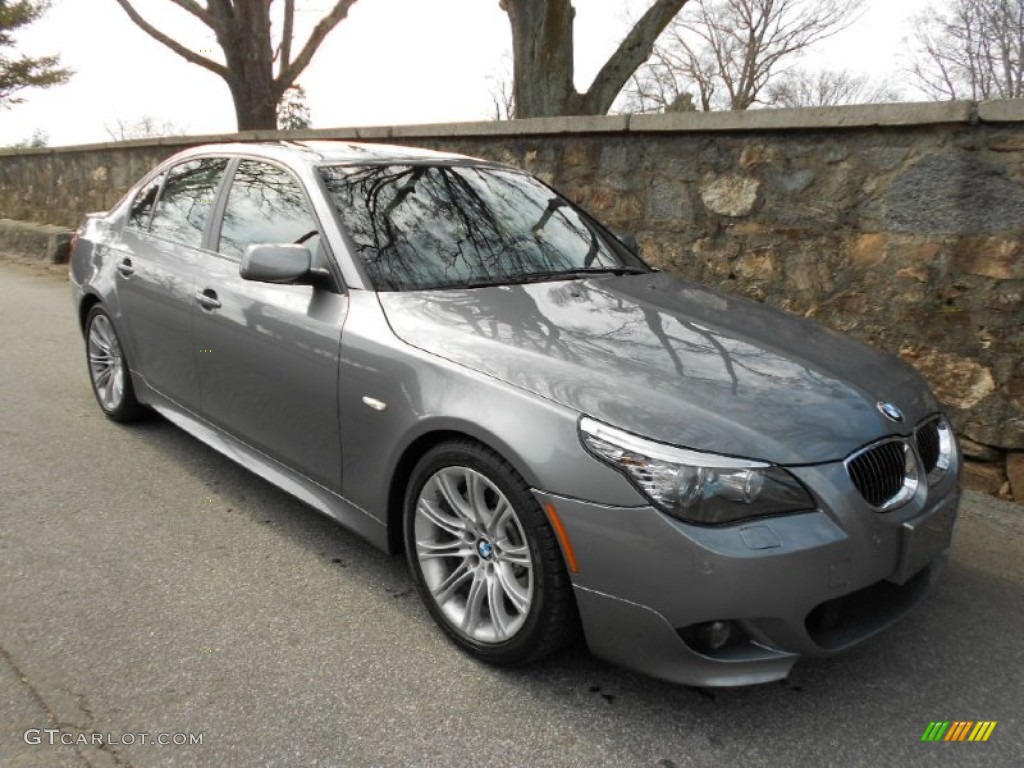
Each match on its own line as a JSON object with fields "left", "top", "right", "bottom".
{"left": 0, "top": 218, "right": 72, "bottom": 234}
{"left": 629, "top": 101, "right": 976, "bottom": 133}
{"left": 978, "top": 100, "right": 1024, "bottom": 123}
{"left": 1, "top": 102, "right": 997, "bottom": 158}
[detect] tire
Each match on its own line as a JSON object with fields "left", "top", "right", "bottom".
{"left": 84, "top": 305, "right": 145, "bottom": 423}
{"left": 404, "top": 440, "right": 578, "bottom": 666}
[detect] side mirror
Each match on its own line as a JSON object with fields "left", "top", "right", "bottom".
{"left": 240, "top": 243, "right": 312, "bottom": 285}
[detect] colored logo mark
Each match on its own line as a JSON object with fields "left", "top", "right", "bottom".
{"left": 921, "top": 721, "right": 997, "bottom": 742}
{"left": 876, "top": 400, "right": 904, "bottom": 423}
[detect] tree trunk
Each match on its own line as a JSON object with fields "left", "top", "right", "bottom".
{"left": 227, "top": 77, "right": 280, "bottom": 131}
{"left": 218, "top": 1, "right": 279, "bottom": 130}
{"left": 502, "top": 0, "right": 690, "bottom": 118}
{"left": 504, "top": 0, "right": 578, "bottom": 118}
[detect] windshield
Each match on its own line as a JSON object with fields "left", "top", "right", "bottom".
{"left": 320, "top": 163, "right": 647, "bottom": 291}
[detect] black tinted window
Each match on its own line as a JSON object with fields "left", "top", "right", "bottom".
{"left": 149, "top": 158, "right": 228, "bottom": 248}
{"left": 320, "top": 164, "right": 634, "bottom": 291}
{"left": 128, "top": 175, "right": 163, "bottom": 229}
{"left": 219, "top": 160, "right": 319, "bottom": 259}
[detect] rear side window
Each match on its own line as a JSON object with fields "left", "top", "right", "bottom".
{"left": 128, "top": 175, "right": 163, "bottom": 229}
{"left": 149, "top": 158, "right": 228, "bottom": 248}
{"left": 218, "top": 160, "right": 320, "bottom": 259}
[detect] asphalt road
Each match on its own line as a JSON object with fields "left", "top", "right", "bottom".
{"left": 1, "top": 259, "right": 1022, "bottom": 768}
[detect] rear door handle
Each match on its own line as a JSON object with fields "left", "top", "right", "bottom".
{"left": 194, "top": 289, "right": 221, "bottom": 310}
{"left": 116, "top": 258, "right": 134, "bottom": 277}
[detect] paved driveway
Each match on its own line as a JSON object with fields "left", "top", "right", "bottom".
{"left": 1, "top": 260, "right": 1021, "bottom": 767}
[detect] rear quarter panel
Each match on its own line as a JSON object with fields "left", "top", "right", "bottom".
{"left": 70, "top": 213, "right": 126, "bottom": 331}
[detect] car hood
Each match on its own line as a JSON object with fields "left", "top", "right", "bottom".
{"left": 377, "top": 273, "right": 939, "bottom": 465}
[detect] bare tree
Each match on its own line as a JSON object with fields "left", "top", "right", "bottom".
{"left": 487, "top": 76, "right": 516, "bottom": 121}
{"left": 622, "top": 40, "right": 703, "bottom": 113}
{"left": 500, "top": 0, "right": 692, "bottom": 118}
{"left": 485, "top": 53, "right": 516, "bottom": 120}
{"left": 0, "top": 0, "right": 71, "bottom": 108}
{"left": 9, "top": 128, "right": 47, "bottom": 147}
{"left": 769, "top": 69, "right": 901, "bottom": 108}
{"left": 113, "top": 0, "right": 357, "bottom": 130}
{"left": 911, "top": 0, "right": 1023, "bottom": 100}
{"left": 623, "top": 0, "right": 865, "bottom": 112}
{"left": 105, "top": 115, "right": 187, "bottom": 141}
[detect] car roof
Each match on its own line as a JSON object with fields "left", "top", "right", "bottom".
{"left": 170, "top": 140, "right": 488, "bottom": 168}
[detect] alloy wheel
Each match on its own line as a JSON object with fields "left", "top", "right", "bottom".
{"left": 87, "top": 314, "right": 125, "bottom": 412}
{"left": 413, "top": 466, "right": 535, "bottom": 644}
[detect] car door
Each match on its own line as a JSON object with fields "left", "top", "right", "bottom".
{"left": 115, "top": 157, "right": 229, "bottom": 412}
{"left": 192, "top": 158, "right": 347, "bottom": 492}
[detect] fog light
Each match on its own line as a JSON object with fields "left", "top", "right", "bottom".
{"left": 698, "top": 620, "right": 732, "bottom": 650}
{"left": 679, "top": 620, "right": 736, "bottom": 654}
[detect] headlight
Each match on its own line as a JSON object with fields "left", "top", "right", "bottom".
{"left": 916, "top": 415, "right": 956, "bottom": 486}
{"left": 579, "top": 417, "right": 816, "bottom": 525}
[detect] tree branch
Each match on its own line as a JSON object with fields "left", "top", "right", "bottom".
{"left": 582, "top": 0, "right": 690, "bottom": 114}
{"left": 278, "top": 0, "right": 358, "bottom": 91}
{"left": 166, "top": 0, "right": 217, "bottom": 30}
{"left": 279, "top": 0, "right": 295, "bottom": 74}
{"left": 114, "top": 0, "right": 228, "bottom": 77}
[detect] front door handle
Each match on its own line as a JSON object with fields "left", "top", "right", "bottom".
{"left": 116, "top": 258, "right": 134, "bottom": 277}
{"left": 194, "top": 289, "right": 222, "bottom": 310}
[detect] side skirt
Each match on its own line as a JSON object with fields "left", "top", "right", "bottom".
{"left": 139, "top": 385, "right": 389, "bottom": 552}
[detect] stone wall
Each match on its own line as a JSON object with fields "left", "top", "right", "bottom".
{"left": 1, "top": 102, "right": 1021, "bottom": 497}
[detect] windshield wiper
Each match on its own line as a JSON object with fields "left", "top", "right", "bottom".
{"left": 513, "top": 266, "right": 648, "bottom": 284}
{"left": 433, "top": 266, "right": 648, "bottom": 290}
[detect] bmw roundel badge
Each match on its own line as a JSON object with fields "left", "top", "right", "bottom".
{"left": 877, "top": 401, "right": 904, "bottom": 423}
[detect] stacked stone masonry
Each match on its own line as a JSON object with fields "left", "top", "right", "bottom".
{"left": 1, "top": 102, "right": 1021, "bottom": 500}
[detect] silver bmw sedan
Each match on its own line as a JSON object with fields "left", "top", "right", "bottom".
{"left": 70, "top": 141, "right": 960, "bottom": 687}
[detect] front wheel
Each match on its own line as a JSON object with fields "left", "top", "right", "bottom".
{"left": 85, "top": 305, "right": 145, "bottom": 422}
{"left": 404, "top": 441, "right": 578, "bottom": 666}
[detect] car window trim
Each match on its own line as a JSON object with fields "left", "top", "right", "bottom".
{"left": 203, "top": 157, "right": 240, "bottom": 253}
{"left": 125, "top": 172, "right": 166, "bottom": 233}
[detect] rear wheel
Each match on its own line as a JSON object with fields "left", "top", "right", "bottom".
{"left": 404, "top": 440, "right": 578, "bottom": 666}
{"left": 85, "top": 305, "right": 145, "bottom": 422}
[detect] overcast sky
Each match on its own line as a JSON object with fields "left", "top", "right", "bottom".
{"left": 3, "top": 0, "right": 935, "bottom": 148}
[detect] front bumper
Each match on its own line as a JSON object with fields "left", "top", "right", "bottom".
{"left": 534, "top": 462, "right": 959, "bottom": 687}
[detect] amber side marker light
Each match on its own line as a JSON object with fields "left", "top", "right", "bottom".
{"left": 544, "top": 503, "right": 579, "bottom": 574}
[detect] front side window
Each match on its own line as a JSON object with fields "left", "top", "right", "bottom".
{"left": 218, "top": 160, "right": 320, "bottom": 259}
{"left": 320, "top": 164, "right": 644, "bottom": 291}
{"left": 149, "top": 158, "right": 228, "bottom": 248}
